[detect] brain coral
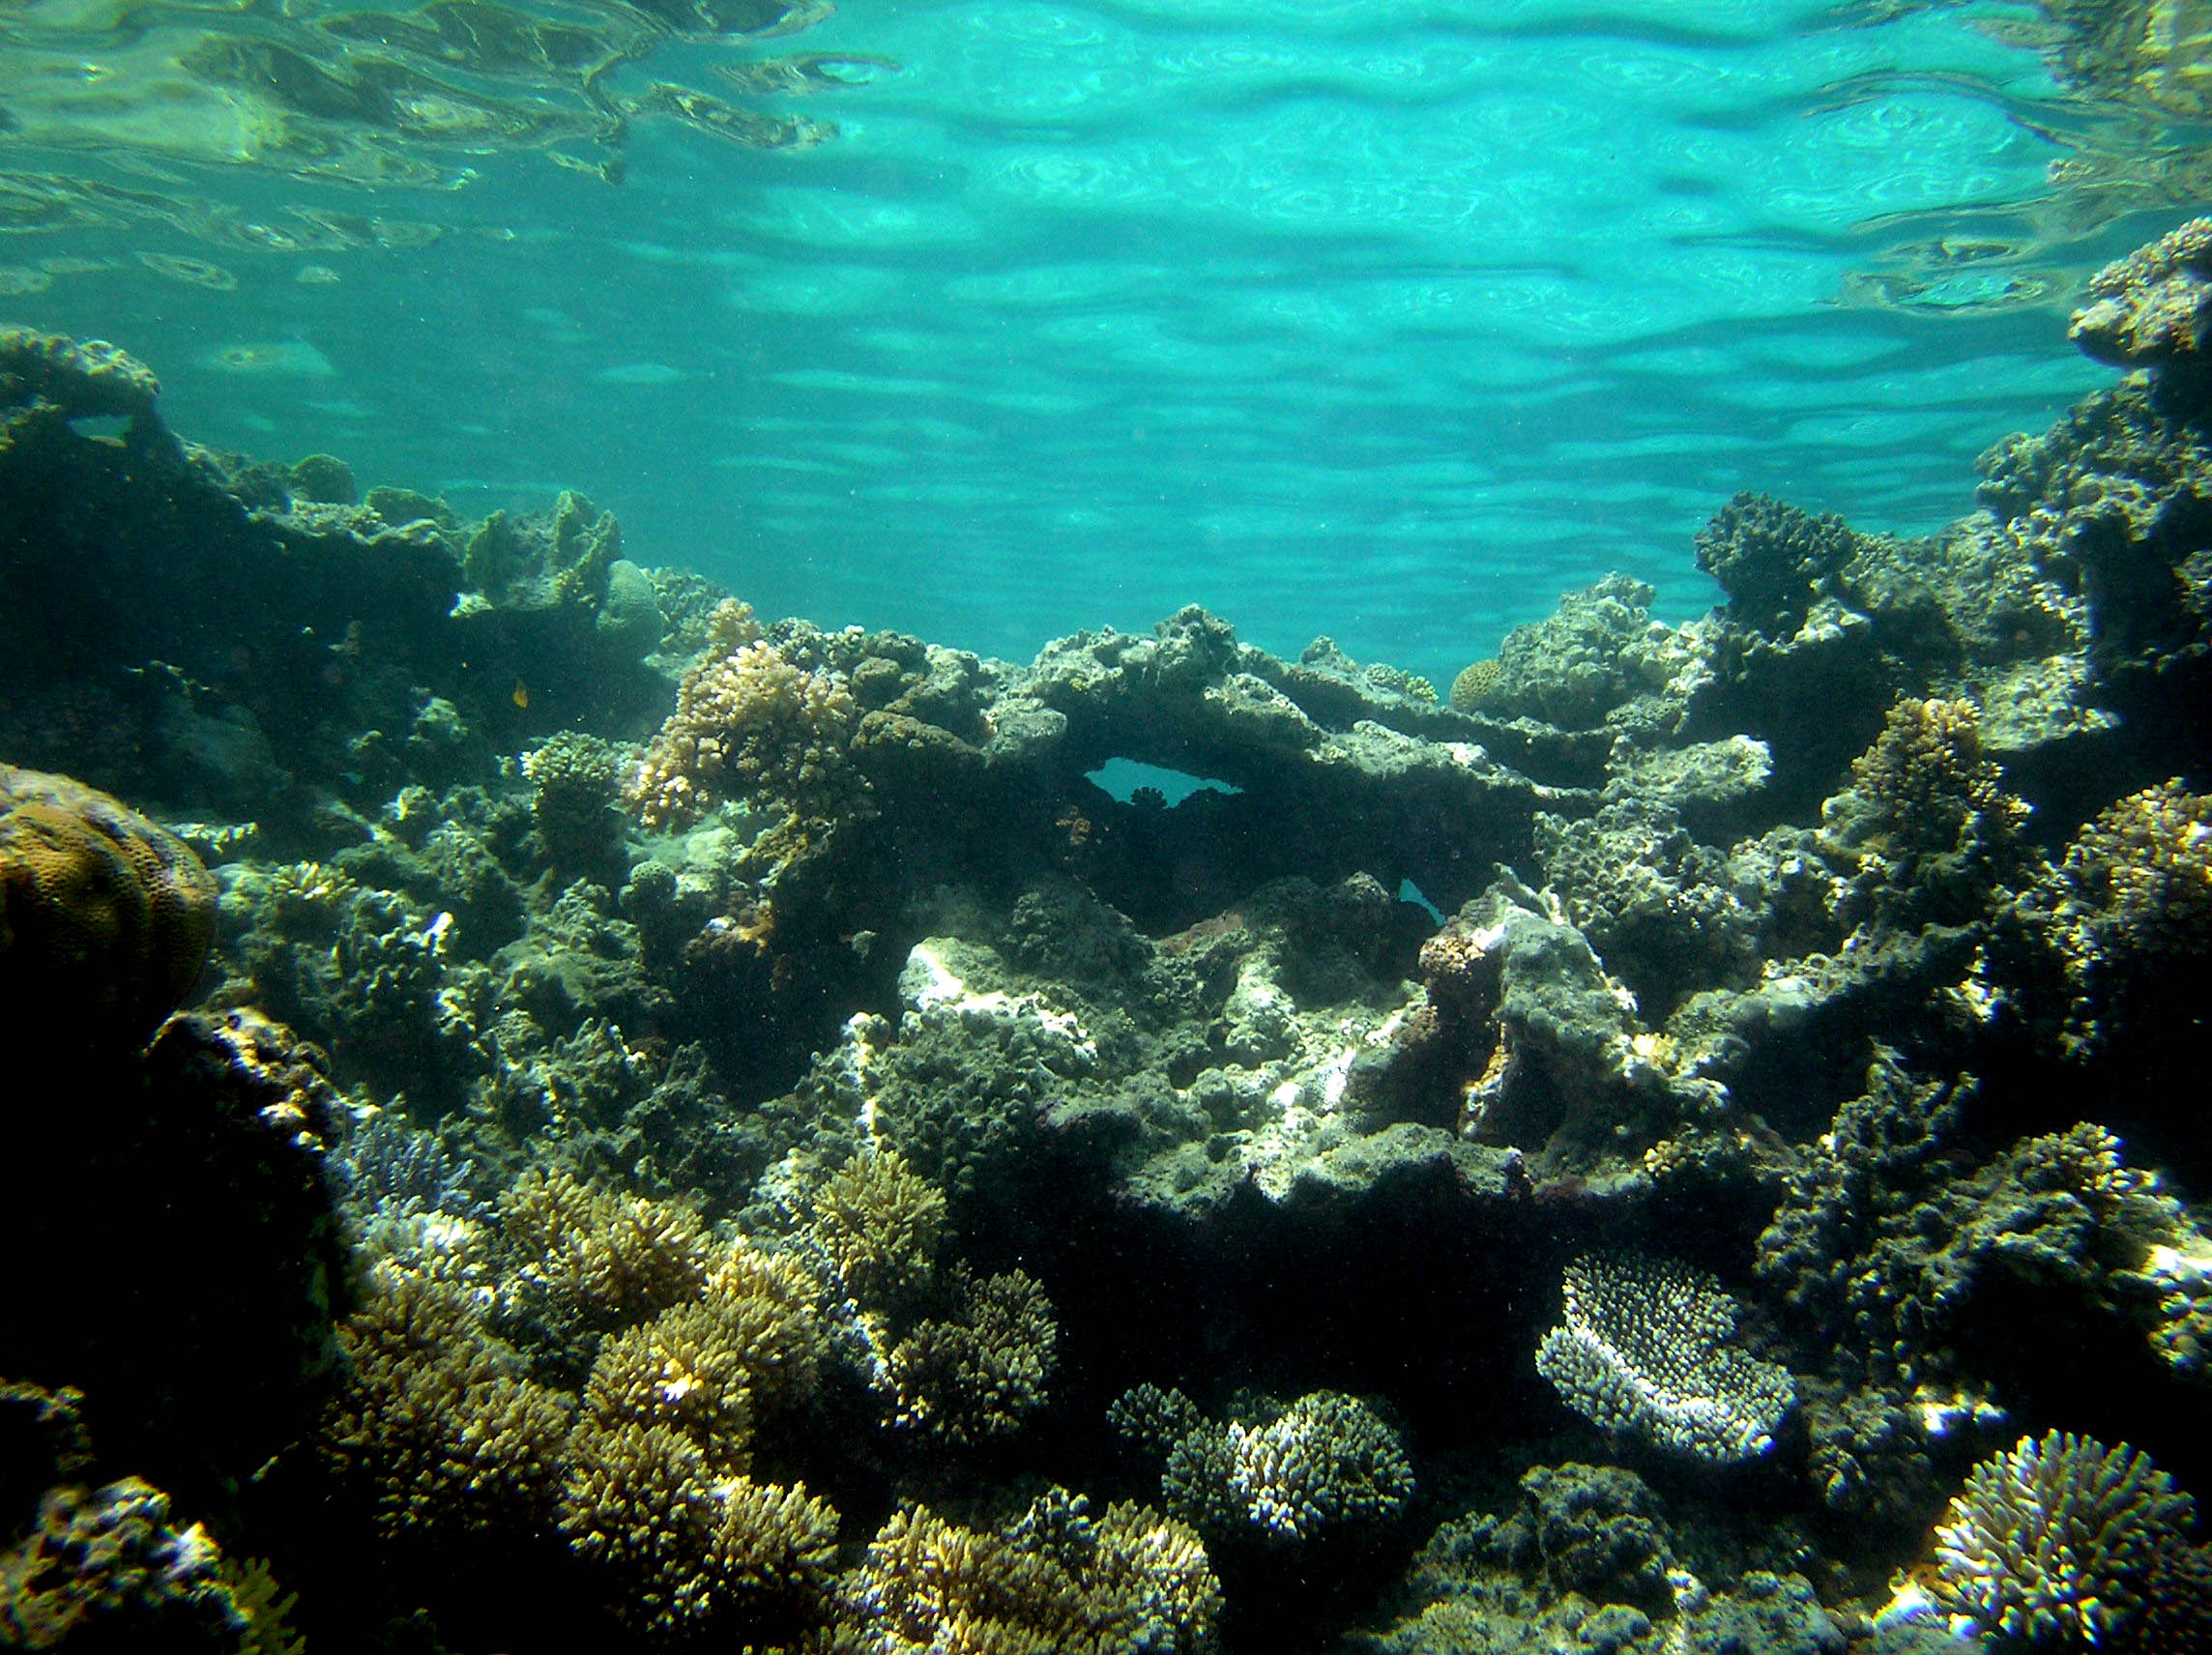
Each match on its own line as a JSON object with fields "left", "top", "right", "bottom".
{"left": 1536, "top": 1252, "right": 1794, "bottom": 1464}
{"left": 1931, "top": 1430, "right": 2196, "bottom": 1647}
{"left": 0, "top": 764, "right": 217, "bottom": 1045}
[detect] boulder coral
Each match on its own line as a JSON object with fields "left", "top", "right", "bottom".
{"left": 1, "top": 764, "right": 217, "bottom": 1046}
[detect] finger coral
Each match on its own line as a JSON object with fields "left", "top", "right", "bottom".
{"left": 1536, "top": 1252, "right": 1794, "bottom": 1464}
{"left": 1224, "top": 1390, "right": 1415, "bottom": 1543}
{"left": 885, "top": 1268, "right": 1057, "bottom": 1445}
{"left": 1, "top": 763, "right": 218, "bottom": 1046}
{"left": 842, "top": 1489, "right": 1219, "bottom": 1655}
{"left": 499, "top": 1166, "right": 712, "bottom": 1346}
{"left": 1930, "top": 1429, "right": 2196, "bottom": 1647}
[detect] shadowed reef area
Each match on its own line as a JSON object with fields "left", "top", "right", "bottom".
{"left": 4, "top": 218, "right": 2212, "bottom": 1655}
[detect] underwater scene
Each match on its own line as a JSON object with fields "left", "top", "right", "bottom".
{"left": 6, "top": 0, "right": 2212, "bottom": 1649}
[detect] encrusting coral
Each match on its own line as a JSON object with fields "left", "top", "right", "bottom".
{"left": 1535, "top": 1253, "right": 1795, "bottom": 1464}
{"left": 1, "top": 763, "right": 218, "bottom": 1046}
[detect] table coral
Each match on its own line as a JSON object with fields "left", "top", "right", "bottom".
{"left": 1535, "top": 1252, "right": 1795, "bottom": 1464}
{"left": 1, "top": 764, "right": 218, "bottom": 1046}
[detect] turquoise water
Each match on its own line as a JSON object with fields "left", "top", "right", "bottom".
{"left": 4, "top": 0, "right": 2204, "bottom": 682}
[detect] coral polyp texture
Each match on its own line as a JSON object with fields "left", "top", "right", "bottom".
{"left": 1930, "top": 1430, "right": 2197, "bottom": 1647}
{"left": 0, "top": 764, "right": 218, "bottom": 1045}
{"left": 1535, "top": 1253, "right": 1795, "bottom": 1464}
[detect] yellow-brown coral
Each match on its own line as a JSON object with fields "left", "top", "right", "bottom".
{"left": 701, "top": 1238, "right": 832, "bottom": 1418}
{"left": 844, "top": 1491, "right": 1219, "bottom": 1655}
{"left": 558, "top": 1417, "right": 838, "bottom": 1637}
{"left": 626, "top": 632, "right": 862, "bottom": 833}
{"left": 499, "top": 1167, "right": 712, "bottom": 1343}
{"left": 1448, "top": 657, "right": 1505, "bottom": 713}
{"left": 321, "top": 1266, "right": 575, "bottom": 1538}
{"left": 1843, "top": 697, "right": 2024, "bottom": 857}
{"left": 1, "top": 764, "right": 218, "bottom": 1045}
{"left": 808, "top": 1148, "right": 946, "bottom": 1307}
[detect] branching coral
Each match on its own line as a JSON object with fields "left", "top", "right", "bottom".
{"left": 2025, "top": 778, "right": 2212, "bottom": 1054}
{"left": 1224, "top": 1391, "right": 1415, "bottom": 1543}
{"left": 498, "top": 1166, "right": 712, "bottom": 1344}
{"left": 841, "top": 1490, "right": 1219, "bottom": 1655}
{"left": 1930, "top": 1430, "right": 2195, "bottom": 1647}
{"left": 1118, "top": 1386, "right": 1412, "bottom": 1547}
{"left": 557, "top": 1418, "right": 838, "bottom": 1638}
{"left": 1535, "top": 1252, "right": 1794, "bottom": 1464}
{"left": 806, "top": 1147, "right": 946, "bottom": 1308}
{"left": 884, "top": 1268, "right": 1057, "bottom": 1445}
{"left": 523, "top": 730, "right": 625, "bottom": 871}
{"left": 1835, "top": 697, "right": 2025, "bottom": 862}
{"left": 626, "top": 625, "right": 862, "bottom": 834}
{"left": 321, "top": 1265, "right": 576, "bottom": 1539}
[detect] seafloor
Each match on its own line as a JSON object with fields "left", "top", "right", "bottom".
{"left": 3, "top": 219, "right": 2211, "bottom": 1655}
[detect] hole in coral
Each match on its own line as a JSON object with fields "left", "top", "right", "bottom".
{"left": 1085, "top": 757, "right": 1242, "bottom": 806}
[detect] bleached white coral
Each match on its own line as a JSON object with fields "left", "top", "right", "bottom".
{"left": 1535, "top": 1252, "right": 1794, "bottom": 1463}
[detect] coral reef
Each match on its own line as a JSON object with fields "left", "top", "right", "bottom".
{"left": 1535, "top": 1253, "right": 1795, "bottom": 1464}
{"left": 1, "top": 764, "right": 218, "bottom": 1047}
{"left": 1928, "top": 1430, "right": 2196, "bottom": 1646}
{"left": 2068, "top": 217, "right": 2212, "bottom": 385}
{"left": 14, "top": 218, "right": 2212, "bottom": 1653}
{"left": 839, "top": 1490, "right": 1221, "bottom": 1655}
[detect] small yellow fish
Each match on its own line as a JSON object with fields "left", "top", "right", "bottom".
{"left": 512, "top": 679, "right": 530, "bottom": 710}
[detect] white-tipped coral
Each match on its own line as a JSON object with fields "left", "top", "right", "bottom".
{"left": 1930, "top": 1429, "right": 2195, "bottom": 1647}
{"left": 1535, "top": 1252, "right": 1794, "bottom": 1464}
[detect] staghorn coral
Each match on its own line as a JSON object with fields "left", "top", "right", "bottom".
{"left": 498, "top": 1165, "right": 712, "bottom": 1346}
{"left": 1929, "top": 1430, "right": 2195, "bottom": 1647}
{"left": 884, "top": 1268, "right": 1057, "bottom": 1446}
{"left": 557, "top": 1417, "right": 839, "bottom": 1638}
{"left": 1, "top": 764, "right": 218, "bottom": 1046}
{"left": 1223, "top": 1391, "right": 1415, "bottom": 1543}
{"left": 806, "top": 1147, "right": 947, "bottom": 1308}
{"left": 841, "top": 1490, "right": 1219, "bottom": 1655}
{"left": 1535, "top": 1252, "right": 1795, "bottom": 1464}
